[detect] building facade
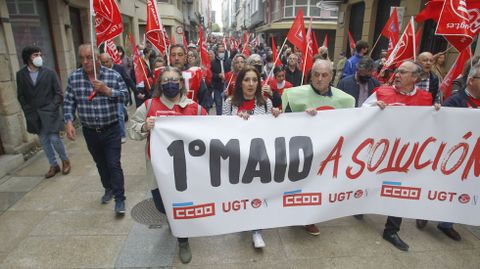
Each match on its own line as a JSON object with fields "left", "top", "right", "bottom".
{"left": 333, "top": 0, "right": 479, "bottom": 67}
{"left": 0, "top": 0, "right": 209, "bottom": 163}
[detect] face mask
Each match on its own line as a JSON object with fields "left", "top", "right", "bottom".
{"left": 162, "top": 82, "right": 181, "bottom": 98}
{"left": 218, "top": 53, "right": 225, "bottom": 59}
{"left": 254, "top": 65, "right": 263, "bottom": 74}
{"left": 32, "top": 56, "right": 43, "bottom": 67}
{"left": 358, "top": 75, "right": 371, "bottom": 83}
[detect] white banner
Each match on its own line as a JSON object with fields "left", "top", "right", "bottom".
{"left": 150, "top": 107, "right": 480, "bottom": 237}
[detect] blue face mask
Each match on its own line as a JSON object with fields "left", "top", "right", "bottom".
{"left": 162, "top": 82, "right": 181, "bottom": 98}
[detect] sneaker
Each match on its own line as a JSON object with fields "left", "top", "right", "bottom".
{"left": 101, "top": 189, "right": 113, "bottom": 204}
{"left": 305, "top": 224, "right": 320, "bottom": 236}
{"left": 178, "top": 242, "right": 192, "bottom": 264}
{"left": 121, "top": 137, "right": 127, "bottom": 144}
{"left": 252, "top": 231, "right": 266, "bottom": 248}
{"left": 115, "top": 200, "right": 126, "bottom": 214}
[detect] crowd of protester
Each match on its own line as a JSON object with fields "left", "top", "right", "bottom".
{"left": 16, "top": 34, "right": 480, "bottom": 264}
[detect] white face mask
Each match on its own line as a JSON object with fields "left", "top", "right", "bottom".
{"left": 218, "top": 53, "right": 225, "bottom": 59}
{"left": 32, "top": 56, "right": 43, "bottom": 67}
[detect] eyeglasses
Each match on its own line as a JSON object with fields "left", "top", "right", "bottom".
{"left": 161, "top": 77, "right": 180, "bottom": 83}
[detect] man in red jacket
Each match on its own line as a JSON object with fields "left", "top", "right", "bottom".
{"left": 363, "top": 60, "right": 439, "bottom": 252}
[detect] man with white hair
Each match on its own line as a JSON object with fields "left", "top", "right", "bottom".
{"left": 281, "top": 59, "right": 355, "bottom": 236}
{"left": 64, "top": 44, "right": 128, "bottom": 215}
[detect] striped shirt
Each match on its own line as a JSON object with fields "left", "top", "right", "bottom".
{"left": 64, "top": 66, "right": 127, "bottom": 129}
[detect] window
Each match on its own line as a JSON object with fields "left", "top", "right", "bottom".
{"left": 284, "top": 0, "right": 339, "bottom": 19}
{"left": 7, "top": 0, "right": 37, "bottom": 15}
{"left": 8, "top": 0, "right": 57, "bottom": 71}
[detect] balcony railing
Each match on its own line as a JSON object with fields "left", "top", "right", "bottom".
{"left": 272, "top": 0, "right": 340, "bottom": 22}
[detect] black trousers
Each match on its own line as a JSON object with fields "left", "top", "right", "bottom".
{"left": 384, "top": 216, "right": 402, "bottom": 235}
{"left": 151, "top": 188, "right": 188, "bottom": 243}
{"left": 83, "top": 123, "right": 125, "bottom": 201}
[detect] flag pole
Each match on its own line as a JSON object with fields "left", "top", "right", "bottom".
{"left": 301, "top": 18, "right": 313, "bottom": 85}
{"left": 369, "top": 34, "right": 382, "bottom": 57}
{"left": 411, "top": 17, "right": 416, "bottom": 61}
{"left": 89, "top": 0, "right": 97, "bottom": 80}
{"left": 155, "top": 0, "right": 169, "bottom": 66}
{"left": 264, "top": 36, "right": 288, "bottom": 85}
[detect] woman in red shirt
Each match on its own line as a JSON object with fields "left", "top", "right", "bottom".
{"left": 128, "top": 66, "right": 206, "bottom": 264}
{"left": 222, "top": 65, "right": 280, "bottom": 249}
{"left": 268, "top": 66, "right": 293, "bottom": 96}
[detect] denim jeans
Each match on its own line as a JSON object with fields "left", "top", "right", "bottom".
{"left": 118, "top": 103, "right": 126, "bottom": 138}
{"left": 83, "top": 123, "right": 125, "bottom": 201}
{"left": 38, "top": 133, "right": 68, "bottom": 166}
{"left": 213, "top": 89, "right": 224, "bottom": 115}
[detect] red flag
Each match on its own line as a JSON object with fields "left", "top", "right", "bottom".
{"left": 92, "top": 0, "right": 123, "bottom": 45}
{"left": 322, "top": 34, "right": 328, "bottom": 49}
{"left": 381, "top": 7, "right": 400, "bottom": 55}
{"left": 181, "top": 33, "right": 188, "bottom": 50}
{"left": 241, "top": 32, "right": 251, "bottom": 56}
{"left": 347, "top": 31, "right": 356, "bottom": 53}
{"left": 171, "top": 34, "right": 177, "bottom": 46}
{"left": 105, "top": 39, "right": 122, "bottom": 64}
{"left": 435, "top": 0, "right": 479, "bottom": 52}
{"left": 129, "top": 34, "right": 151, "bottom": 91}
{"left": 146, "top": 0, "right": 170, "bottom": 55}
{"left": 198, "top": 26, "right": 211, "bottom": 70}
{"left": 223, "top": 37, "right": 228, "bottom": 50}
{"left": 384, "top": 17, "right": 416, "bottom": 69}
{"left": 302, "top": 18, "right": 314, "bottom": 82}
{"left": 415, "top": 0, "right": 443, "bottom": 23}
{"left": 441, "top": 47, "right": 472, "bottom": 100}
{"left": 271, "top": 37, "right": 281, "bottom": 67}
{"left": 311, "top": 31, "right": 319, "bottom": 56}
{"left": 286, "top": 9, "right": 306, "bottom": 52}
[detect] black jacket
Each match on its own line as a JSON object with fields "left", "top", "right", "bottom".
{"left": 337, "top": 74, "right": 380, "bottom": 107}
{"left": 211, "top": 57, "right": 231, "bottom": 92}
{"left": 16, "top": 66, "right": 63, "bottom": 134}
{"left": 113, "top": 64, "right": 136, "bottom": 91}
{"left": 443, "top": 89, "right": 477, "bottom": 108}
{"left": 285, "top": 67, "right": 302, "bottom": 87}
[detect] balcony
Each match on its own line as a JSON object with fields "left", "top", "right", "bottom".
{"left": 271, "top": 0, "right": 340, "bottom": 22}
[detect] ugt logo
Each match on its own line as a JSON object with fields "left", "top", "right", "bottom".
{"left": 283, "top": 189, "right": 322, "bottom": 207}
{"left": 380, "top": 181, "right": 421, "bottom": 200}
{"left": 172, "top": 201, "right": 215, "bottom": 219}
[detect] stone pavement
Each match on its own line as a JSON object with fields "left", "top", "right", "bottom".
{"left": 1, "top": 114, "right": 480, "bottom": 268}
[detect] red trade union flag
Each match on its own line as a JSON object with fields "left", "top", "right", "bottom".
{"left": 241, "top": 32, "right": 251, "bottom": 56}
{"left": 129, "top": 34, "right": 151, "bottom": 91}
{"left": 415, "top": 0, "right": 443, "bottom": 23}
{"left": 303, "top": 18, "right": 314, "bottom": 76}
{"left": 271, "top": 37, "right": 281, "bottom": 67}
{"left": 198, "top": 26, "right": 211, "bottom": 69}
{"left": 146, "top": 0, "right": 169, "bottom": 54}
{"left": 347, "top": 30, "right": 356, "bottom": 53}
{"left": 384, "top": 18, "right": 416, "bottom": 68}
{"left": 322, "top": 34, "right": 328, "bottom": 49}
{"left": 381, "top": 7, "right": 400, "bottom": 49}
{"left": 440, "top": 47, "right": 472, "bottom": 100}
{"left": 92, "top": 0, "right": 123, "bottom": 45}
{"left": 435, "top": 0, "right": 480, "bottom": 51}
{"left": 181, "top": 33, "right": 188, "bottom": 50}
{"left": 287, "top": 9, "right": 306, "bottom": 52}
{"left": 311, "top": 31, "right": 319, "bottom": 56}
{"left": 105, "top": 39, "right": 122, "bottom": 64}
